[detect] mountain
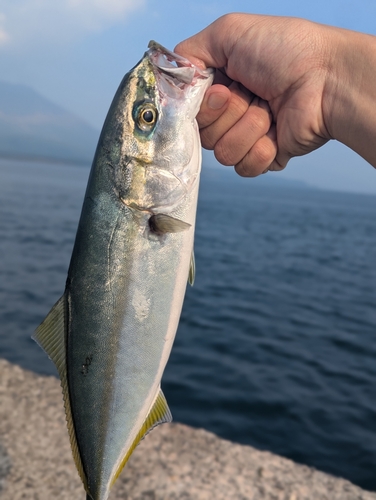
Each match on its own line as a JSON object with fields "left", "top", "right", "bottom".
{"left": 0, "top": 81, "right": 99, "bottom": 164}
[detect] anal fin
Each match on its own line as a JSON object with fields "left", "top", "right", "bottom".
{"left": 32, "top": 295, "right": 88, "bottom": 491}
{"left": 110, "top": 388, "right": 172, "bottom": 487}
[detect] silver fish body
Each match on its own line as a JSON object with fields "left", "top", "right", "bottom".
{"left": 33, "top": 42, "right": 213, "bottom": 500}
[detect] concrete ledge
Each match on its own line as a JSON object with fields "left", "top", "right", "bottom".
{"left": 0, "top": 359, "right": 375, "bottom": 500}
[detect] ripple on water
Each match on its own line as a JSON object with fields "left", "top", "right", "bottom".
{"left": 1, "top": 161, "right": 376, "bottom": 490}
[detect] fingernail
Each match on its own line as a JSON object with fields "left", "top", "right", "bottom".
{"left": 207, "top": 93, "right": 228, "bottom": 110}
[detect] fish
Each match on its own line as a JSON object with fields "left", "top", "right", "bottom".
{"left": 32, "top": 41, "right": 213, "bottom": 500}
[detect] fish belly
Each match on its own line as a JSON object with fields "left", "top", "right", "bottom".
{"left": 66, "top": 175, "right": 197, "bottom": 499}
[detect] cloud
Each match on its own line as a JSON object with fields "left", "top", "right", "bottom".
{"left": 0, "top": 0, "right": 144, "bottom": 50}
{"left": 66, "top": 0, "right": 144, "bottom": 29}
{"left": 68, "top": 0, "right": 137, "bottom": 17}
{"left": 0, "top": 12, "right": 9, "bottom": 46}
{"left": 0, "top": 28, "right": 8, "bottom": 45}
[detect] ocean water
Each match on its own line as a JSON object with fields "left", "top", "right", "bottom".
{"left": 1, "top": 158, "right": 376, "bottom": 491}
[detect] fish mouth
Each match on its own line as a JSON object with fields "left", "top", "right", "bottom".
{"left": 147, "top": 40, "right": 213, "bottom": 94}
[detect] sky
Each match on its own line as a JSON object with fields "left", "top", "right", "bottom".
{"left": 0, "top": 0, "right": 376, "bottom": 194}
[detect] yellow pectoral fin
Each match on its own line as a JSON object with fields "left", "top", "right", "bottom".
{"left": 32, "top": 295, "right": 88, "bottom": 491}
{"left": 110, "top": 388, "right": 172, "bottom": 487}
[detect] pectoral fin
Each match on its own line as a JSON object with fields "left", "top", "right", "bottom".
{"left": 149, "top": 214, "right": 191, "bottom": 235}
{"left": 110, "top": 388, "right": 172, "bottom": 487}
{"left": 32, "top": 295, "right": 88, "bottom": 491}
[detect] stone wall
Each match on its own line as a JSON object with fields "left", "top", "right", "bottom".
{"left": 1, "top": 359, "right": 375, "bottom": 500}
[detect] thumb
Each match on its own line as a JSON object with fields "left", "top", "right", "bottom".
{"left": 174, "top": 15, "right": 234, "bottom": 69}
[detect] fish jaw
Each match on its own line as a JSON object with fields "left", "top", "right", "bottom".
{"left": 147, "top": 40, "right": 214, "bottom": 119}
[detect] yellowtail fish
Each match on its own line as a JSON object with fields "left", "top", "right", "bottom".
{"left": 33, "top": 41, "right": 213, "bottom": 500}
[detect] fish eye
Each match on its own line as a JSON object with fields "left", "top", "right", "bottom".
{"left": 142, "top": 109, "right": 154, "bottom": 123}
{"left": 136, "top": 104, "right": 158, "bottom": 131}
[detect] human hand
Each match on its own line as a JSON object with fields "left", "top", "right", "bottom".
{"left": 175, "top": 14, "right": 376, "bottom": 175}
{"left": 195, "top": 70, "right": 277, "bottom": 177}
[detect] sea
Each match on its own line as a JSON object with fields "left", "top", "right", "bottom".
{"left": 1, "top": 157, "right": 376, "bottom": 491}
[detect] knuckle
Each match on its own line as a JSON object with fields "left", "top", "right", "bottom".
{"left": 214, "top": 139, "right": 235, "bottom": 166}
{"left": 252, "top": 140, "right": 275, "bottom": 168}
{"left": 229, "top": 93, "right": 249, "bottom": 118}
{"left": 248, "top": 107, "right": 270, "bottom": 135}
{"left": 218, "top": 13, "right": 238, "bottom": 28}
{"left": 269, "top": 161, "right": 287, "bottom": 171}
{"left": 234, "top": 163, "right": 248, "bottom": 177}
{"left": 196, "top": 107, "right": 215, "bottom": 129}
{"left": 200, "top": 128, "right": 216, "bottom": 150}
{"left": 234, "top": 159, "right": 258, "bottom": 178}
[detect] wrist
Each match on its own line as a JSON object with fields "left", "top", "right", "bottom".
{"left": 323, "top": 27, "right": 376, "bottom": 167}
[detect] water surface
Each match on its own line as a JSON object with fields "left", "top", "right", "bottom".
{"left": 1, "top": 158, "right": 376, "bottom": 490}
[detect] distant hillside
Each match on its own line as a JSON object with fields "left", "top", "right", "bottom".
{"left": 0, "top": 81, "right": 99, "bottom": 164}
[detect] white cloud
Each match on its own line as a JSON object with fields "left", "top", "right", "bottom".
{"left": 68, "top": 0, "right": 137, "bottom": 17}
{"left": 66, "top": 0, "right": 144, "bottom": 30}
{"left": 0, "top": 28, "right": 8, "bottom": 46}
{"left": 0, "top": 0, "right": 144, "bottom": 50}
{"left": 0, "top": 12, "right": 9, "bottom": 46}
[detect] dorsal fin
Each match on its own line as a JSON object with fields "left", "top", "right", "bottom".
{"left": 110, "top": 388, "right": 172, "bottom": 487}
{"left": 32, "top": 295, "right": 88, "bottom": 491}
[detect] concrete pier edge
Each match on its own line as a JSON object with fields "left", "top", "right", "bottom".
{"left": 0, "top": 358, "right": 375, "bottom": 500}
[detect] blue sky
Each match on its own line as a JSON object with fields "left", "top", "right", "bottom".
{"left": 1, "top": 0, "right": 376, "bottom": 193}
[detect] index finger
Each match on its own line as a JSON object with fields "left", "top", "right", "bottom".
{"left": 196, "top": 84, "right": 231, "bottom": 129}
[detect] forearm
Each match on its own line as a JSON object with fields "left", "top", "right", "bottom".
{"left": 323, "top": 27, "right": 376, "bottom": 167}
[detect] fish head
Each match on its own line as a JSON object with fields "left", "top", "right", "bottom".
{"left": 146, "top": 40, "right": 213, "bottom": 121}
{"left": 110, "top": 41, "right": 214, "bottom": 213}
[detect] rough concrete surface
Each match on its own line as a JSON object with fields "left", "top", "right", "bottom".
{"left": 0, "top": 358, "right": 375, "bottom": 500}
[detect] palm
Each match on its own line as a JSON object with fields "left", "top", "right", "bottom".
{"left": 225, "top": 16, "right": 331, "bottom": 165}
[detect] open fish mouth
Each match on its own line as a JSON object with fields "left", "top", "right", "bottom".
{"left": 147, "top": 40, "right": 213, "bottom": 94}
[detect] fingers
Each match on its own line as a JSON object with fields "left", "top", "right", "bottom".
{"left": 195, "top": 68, "right": 241, "bottom": 130}
{"left": 214, "top": 97, "right": 271, "bottom": 166}
{"left": 196, "top": 84, "right": 231, "bottom": 129}
{"left": 234, "top": 125, "right": 279, "bottom": 177}
{"left": 175, "top": 15, "right": 287, "bottom": 176}
{"left": 199, "top": 82, "right": 253, "bottom": 149}
{"left": 198, "top": 82, "right": 278, "bottom": 176}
